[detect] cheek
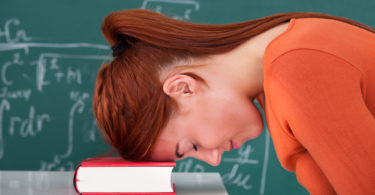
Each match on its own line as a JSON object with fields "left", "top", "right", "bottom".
{"left": 188, "top": 98, "right": 264, "bottom": 148}
{"left": 190, "top": 123, "right": 226, "bottom": 148}
{"left": 187, "top": 115, "right": 228, "bottom": 149}
{"left": 223, "top": 99, "right": 264, "bottom": 137}
{"left": 236, "top": 100, "right": 264, "bottom": 138}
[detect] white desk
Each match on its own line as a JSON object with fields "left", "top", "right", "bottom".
{"left": 0, "top": 171, "right": 228, "bottom": 195}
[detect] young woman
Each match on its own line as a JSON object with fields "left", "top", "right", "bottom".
{"left": 93, "top": 9, "right": 375, "bottom": 194}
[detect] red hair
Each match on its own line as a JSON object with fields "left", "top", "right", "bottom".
{"left": 93, "top": 9, "right": 375, "bottom": 161}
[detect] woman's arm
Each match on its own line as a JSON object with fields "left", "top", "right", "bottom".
{"left": 268, "top": 49, "right": 375, "bottom": 195}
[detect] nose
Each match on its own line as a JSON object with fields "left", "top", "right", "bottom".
{"left": 196, "top": 148, "right": 222, "bottom": 166}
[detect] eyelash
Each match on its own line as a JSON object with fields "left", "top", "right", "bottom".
{"left": 193, "top": 143, "right": 198, "bottom": 151}
{"left": 176, "top": 143, "right": 198, "bottom": 159}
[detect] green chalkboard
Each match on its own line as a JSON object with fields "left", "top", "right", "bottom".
{"left": 1, "top": 0, "right": 374, "bottom": 194}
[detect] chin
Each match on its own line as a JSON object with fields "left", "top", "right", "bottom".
{"left": 246, "top": 120, "right": 264, "bottom": 137}
{"left": 253, "top": 123, "right": 265, "bottom": 138}
{"left": 254, "top": 128, "right": 264, "bottom": 139}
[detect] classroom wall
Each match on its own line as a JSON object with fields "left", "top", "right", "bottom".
{"left": 1, "top": 0, "right": 374, "bottom": 194}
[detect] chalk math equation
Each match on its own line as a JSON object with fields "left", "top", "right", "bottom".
{"left": 0, "top": 17, "right": 109, "bottom": 171}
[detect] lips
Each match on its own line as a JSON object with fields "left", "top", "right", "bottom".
{"left": 228, "top": 140, "right": 241, "bottom": 151}
{"left": 232, "top": 140, "right": 241, "bottom": 149}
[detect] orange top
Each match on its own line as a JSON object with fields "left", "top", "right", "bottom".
{"left": 257, "top": 17, "right": 375, "bottom": 194}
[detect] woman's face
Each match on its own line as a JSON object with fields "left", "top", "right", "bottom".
{"left": 149, "top": 72, "right": 264, "bottom": 166}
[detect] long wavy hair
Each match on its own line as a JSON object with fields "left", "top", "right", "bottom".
{"left": 92, "top": 9, "right": 375, "bottom": 161}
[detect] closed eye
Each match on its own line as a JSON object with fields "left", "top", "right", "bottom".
{"left": 193, "top": 143, "right": 198, "bottom": 151}
{"left": 176, "top": 143, "right": 197, "bottom": 159}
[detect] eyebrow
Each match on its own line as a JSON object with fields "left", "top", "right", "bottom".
{"left": 175, "top": 144, "right": 184, "bottom": 158}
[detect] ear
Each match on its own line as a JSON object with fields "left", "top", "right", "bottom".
{"left": 162, "top": 74, "right": 198, "bottom": 99}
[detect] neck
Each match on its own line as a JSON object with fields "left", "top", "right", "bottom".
{"left": 214, "top": 21, "right": 290, "bottom": 99}
{"left": 198, "top": 36, "right": 266, "bottom": 100}
{"left": 182, "top": 21, "right": 290, "bottom": 100}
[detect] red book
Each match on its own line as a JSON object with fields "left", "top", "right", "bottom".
{"left": 73, "top": 157, "right": 176, "bottom": 194}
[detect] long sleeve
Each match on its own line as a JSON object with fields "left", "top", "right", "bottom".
{"left": 266, "top": 49, "right": 375, "bottom": 194}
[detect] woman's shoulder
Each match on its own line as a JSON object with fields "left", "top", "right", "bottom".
{"left": 264, "top": 17, "right": 375, "bottom": 68}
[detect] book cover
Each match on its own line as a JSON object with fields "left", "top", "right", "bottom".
{"left": 73, "top": 157, "right": 176, "bottom": 194}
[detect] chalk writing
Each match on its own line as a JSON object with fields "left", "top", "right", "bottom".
{"left": 176, "top": 158, "right": 205, "bottom": 172}
{"left": 222, "top": 164, "right": 252, "bottom": 190}
{"left": 1, "top": 62, "right": 13, "bottom": 85}
{"left": 40, "top": 91, "right": 88, "bottom": 171}
{"left": 0, "top": 18, "right": 108, "bottom": 54}
{"left": 223, "top": 144, "right": 258, "bottom": 164}
{"left": 0, "top": 102, "right": 50, "bottom": 159}
{"left": 141, "top": 0, "right": 200, "bottom": 20}
{"left": 67, "top": 67, "right": 82, "bottom": 85}
{"left": 40, "top": 156, "right": 75, "bottom": 171}
{"left": 0, "top": 18, "right": 32, "bottom": 43}
{"left": 219, "top": 131, "right": 271, "bottom": 194}
{"left": 0, "top": 17, "right": 109, "bottom": 168}
{"left": 31, "top": 53, "right": 108, "bottom": 92}
{"left": 82, "top": 119, "right": 98, "bottom": 143}
{"left": 1, "top": 53, "right": 24, "bottom": 86}
{"left": 0, "top": 87, "right": 32, "bottom": 101}
{"left": 219, "top": 144, "right": 256, "bottom": 190}
{"left": 8, "top": 106, "right": 50, "bottom": 137}
{"left": 0, "top": 99, "right": 10, "bottom": 159}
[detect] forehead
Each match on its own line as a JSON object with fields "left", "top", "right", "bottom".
{"left": 149, "top": 134, "right": 177, "bottom": 161}
{"left": 149, "top": 108, "right": 192, "bottom": 161}
{"left": 148, "top": 115, "right": 183, "bottom": 161}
